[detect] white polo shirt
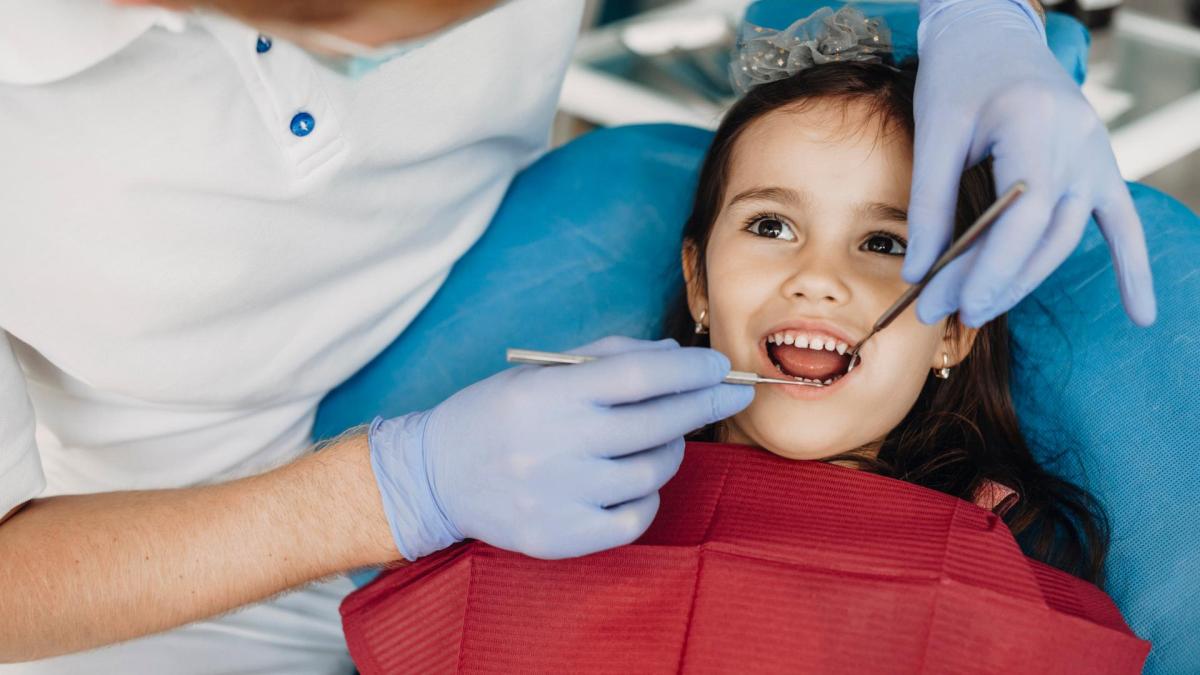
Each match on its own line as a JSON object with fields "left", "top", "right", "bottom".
{"left": 0, "top": 0, "right": 583, "bottom": 671}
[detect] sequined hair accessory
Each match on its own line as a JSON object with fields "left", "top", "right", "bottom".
{"left": 730, "top": 5, "right": 893, "bottom": 95}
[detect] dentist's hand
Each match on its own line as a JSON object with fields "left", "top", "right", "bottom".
{"left": 368, "top": 336, "right": 753, "bottom": 561}
{"left": 907, "top": 0, "right": 1156, "bottom": 328}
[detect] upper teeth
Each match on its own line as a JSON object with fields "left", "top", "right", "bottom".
{"left": 767, "top": 331, "right": 849, "bottom": 355}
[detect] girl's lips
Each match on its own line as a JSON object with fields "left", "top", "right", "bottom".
{"left": 755, "top": 339, "right": 861, "bottom": 399}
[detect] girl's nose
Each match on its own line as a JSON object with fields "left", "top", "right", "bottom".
{"left": 779, "top": 250, "right": 851, "bottom": 307}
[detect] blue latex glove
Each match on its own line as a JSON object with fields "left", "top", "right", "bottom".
{"left": 368, "top": 336, "right": 753, "bottom": 561}
{"left": 907, "top": 0, "right": 1156, "bottom": 327}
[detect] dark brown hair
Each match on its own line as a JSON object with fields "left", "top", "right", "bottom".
{"left": 663, "top": 60, "right": 1110, "bottom": 586}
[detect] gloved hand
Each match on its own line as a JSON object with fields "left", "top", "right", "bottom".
{"left": 906, "top": 0, "right": 1156, "bottom": 328}
{"left": 368, "top": 336, "right": 753, "bottom": 561}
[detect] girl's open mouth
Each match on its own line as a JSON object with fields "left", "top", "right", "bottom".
{"left": 760, "top": 329, "right": 860, "bottom": 388}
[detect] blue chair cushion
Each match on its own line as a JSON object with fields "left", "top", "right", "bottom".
{"left": 1008, "top": 182, "right": 1199, "bottom": 675}
{"left": 314, "top": 124, "right": 708, "bottom": 427}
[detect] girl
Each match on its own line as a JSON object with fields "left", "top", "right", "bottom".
{"left": 663, "top": 57, "right": 1109, "bottom": 586}
{"left": 338, "top": 24, "right": 1150, "bottom": 673}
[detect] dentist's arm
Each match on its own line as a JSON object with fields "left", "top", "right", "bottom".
{"left": 0, "top": 502, "right": 27, "bottom": 526}
{"left": 0, "top": 432, "right": 394, "bottom": 662}
{"left": 1, "top": 336, "right": 749, "bottom": 661}
{"left": 906, "top": 0, "right": 1156, "bottom": 328}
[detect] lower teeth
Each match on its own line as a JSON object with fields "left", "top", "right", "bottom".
{"left": 794, "top": 377, "right": 835, "bottom": 385}
{"left": 771, "top": 359, "right": 845, "bottom": 387}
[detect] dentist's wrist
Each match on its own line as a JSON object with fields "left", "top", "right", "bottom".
{"left": 367, "top": 412, "right": 464, "bottom": 561}
{"left": 918, "top": 0, "right": 1048, "bottom": 46}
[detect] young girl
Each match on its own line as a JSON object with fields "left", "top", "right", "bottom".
{"left": 339, "top": 20, "right": 1152, "bottom": 671}
{"left": 663, "top": 57, "right": 1109, "bottom": 586}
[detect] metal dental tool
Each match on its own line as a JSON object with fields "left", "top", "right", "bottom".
{"left": 507, "top": 183, "right": 1025, "bottom": 387}
{"left": 844, "top": 181, "right": 1028, "bottom": 372}
{"left": 506, "top": 348, "right": 822, "bottom": 386}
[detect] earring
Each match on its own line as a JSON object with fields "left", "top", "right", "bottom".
{"left": 694, "top": 309, "right": 709, "bottom": 335}
{"left": 935, "top": 353, "right": 952, "bottom": 379}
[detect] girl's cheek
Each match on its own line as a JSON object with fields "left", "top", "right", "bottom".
{"left": 859, "top": 263, "right": 911, "bottom": 299}
{"left": 709, "top": 253, "right": 768, "bottom": 308}
{"left": 882, "top": 322, "right": 944, "bottom": 382}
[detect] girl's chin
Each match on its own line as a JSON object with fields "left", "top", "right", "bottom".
{"left": 724, "top": 429, "right": 854, "bottom": 461}
{"left": 761, "top": 445, "right": 853, "bottom": 462}
{"left": 720, "top": 417, "right": 883, "bottom": 458}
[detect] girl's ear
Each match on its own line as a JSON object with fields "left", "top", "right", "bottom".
{"left": 934, "top": 317, "right": 980, "bottom": 369}
{"left": 681, "top": 240, "right": 707, "bottom": 323}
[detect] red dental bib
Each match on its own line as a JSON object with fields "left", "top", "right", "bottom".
{"left": 341, "top": 442, "right": 1149, "bottom": 674}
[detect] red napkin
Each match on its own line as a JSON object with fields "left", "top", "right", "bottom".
{"left": 342, "top": 442, "right": 1149, "bottom": 674}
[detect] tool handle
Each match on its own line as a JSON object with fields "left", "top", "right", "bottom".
{"left": 723, "top": 371, "right": 762, "bottom": 385}
{"left": 506, "top": 349, "right": 596, "bottom": 367}
{"left": 506, "top": 349, "right": 765, "bottom": 386}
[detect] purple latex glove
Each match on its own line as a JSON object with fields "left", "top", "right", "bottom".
{"left": 907, "top": 0, "right": 1156, "bottom": 327}
{"left": 368, "top": 336, "right": 753, "bottom": 561}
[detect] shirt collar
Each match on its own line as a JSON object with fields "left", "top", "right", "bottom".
{"left": 0, "top": 0, "right": 186, "bottom": 85}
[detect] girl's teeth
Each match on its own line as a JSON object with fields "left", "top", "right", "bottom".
{"left": 785, "top": 375, "right": 844, "bottom": 386}
{"left": 766, "top": 332, "right": 852, "bottom": 355}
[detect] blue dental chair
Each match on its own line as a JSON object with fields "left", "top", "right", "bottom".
{"left": 315, "top": 3, "right": 1199, "bottom": 672}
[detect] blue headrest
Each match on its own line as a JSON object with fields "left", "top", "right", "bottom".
{"left": 315, "top": 124, "right": 708, "bottom": 423}
{"left": 1007, "top": 182, "right": 1198, "bottom": 675}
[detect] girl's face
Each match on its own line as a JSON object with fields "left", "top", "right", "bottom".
{"left": 684, "top": 100, "right": 975, "bottom": 460}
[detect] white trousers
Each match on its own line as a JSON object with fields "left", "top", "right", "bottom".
{"left": 1, "top": 576, "right": 357, "bottom": 675}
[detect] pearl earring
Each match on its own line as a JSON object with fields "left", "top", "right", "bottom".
{"left": 935, "top": 353, "right": 952, "bottom": 379}
{"left": 694, "top": 309, "right": 709, "bottom": 335}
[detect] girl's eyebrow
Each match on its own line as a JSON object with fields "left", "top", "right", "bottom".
{"left": 727, "top": 187, "right": 907, "bottom": 225}
{"left": 858, "top": 202, "right": 908, "bottom": 224}
{"left": 726, "top": 185, "right": 807, "bottom": 209}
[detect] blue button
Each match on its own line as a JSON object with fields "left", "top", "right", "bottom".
{"left": 256, "top": 35, "right": 272, "bottom": 53}
{"left": 290, "top": 112, "right": 315, "bottom": 137}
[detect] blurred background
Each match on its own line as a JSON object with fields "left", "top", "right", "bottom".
{"left": 559, "top": 0, "right": 1200, "bottom": 212}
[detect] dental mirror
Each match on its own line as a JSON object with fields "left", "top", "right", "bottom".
{"left": 506, "top": 349, "right": 824, "bottom": 387}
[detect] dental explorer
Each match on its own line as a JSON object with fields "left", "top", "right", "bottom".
{"left": 507, "top": 181, "right": 1025, "bottom": 388}
{"left": 844, "top": 180, "right": 1028, "bottom": 372}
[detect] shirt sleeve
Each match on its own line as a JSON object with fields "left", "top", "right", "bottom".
{"left": 0, "top": 329, "right": 44, "bottom": 518}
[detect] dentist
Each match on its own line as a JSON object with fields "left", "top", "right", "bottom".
{"left": 0, "top": 0, "right": 1154, "bottom": 673}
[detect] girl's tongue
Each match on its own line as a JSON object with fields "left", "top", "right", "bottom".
{"left": 769, "top": 343, "right": 851, "bottom": 381}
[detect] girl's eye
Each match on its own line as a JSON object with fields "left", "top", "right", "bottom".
{"left": 862, "top": 232, "right": 907, "bottom": 256}
{"left": 745, "top": 214, "right": 796, "bottom": 241}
